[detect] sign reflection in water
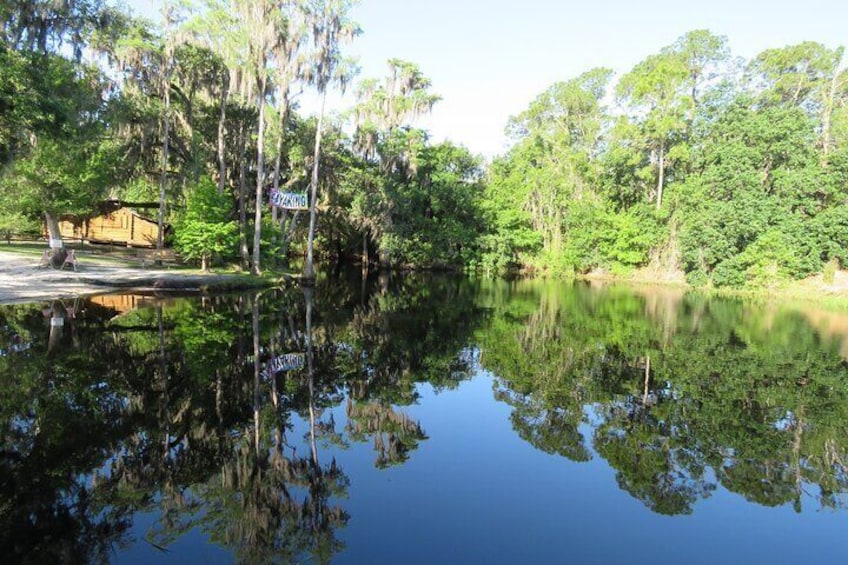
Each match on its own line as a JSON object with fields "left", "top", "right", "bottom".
{"left": 2, "top": 277, "right": 848, "bottom": 563}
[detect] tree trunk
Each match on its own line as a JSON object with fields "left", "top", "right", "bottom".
{"left": 303, "top": 90, "right": 327, "bottom": 281}
{"left": 157, "top": 303, "right": 170, "bottom": 465}
{"left": 252, "top": 294, "right": 261, "bottom": 453}
{"left": 304, "top": 287, "right": 319, "bottom": 466}
{"left": 362, "top": 231, "right": 369, "bottom": 273}
{"left": 216, "top": 75, "right": 229, "bottom": 195}
{"left": 44, "top": 211, "right": 61, "bottom": 243}
{"left": 271, "top": 102, "right": 289, "bottom": 209}
{"left": 379, "top": 247, "right": 391, "bottom": 270}
{"left": 252, "top": 70, "right": 267, "bottom": 276}
{"left": 44, "top": 212, "right": 66, "bottom": 267}
{"left": 186, "top": 88, "right": 198, "bottom": 187}
{"left": 270, "top": 108, "right": 286, "bottom": 266}
{"left": 820, "top": 68, "right": 842, "bottom": 162}
{"left": 158, "top": 3, "right": 172, "bottom": 258}
{"left": 158, "top": 88, "right": 170, "bottom": 256}
{"left": 379, "top": 211, "right": 394, "bottom": 270}
{"left": 656, "top": 140, "right": 665, "bottom": 210}
{"left": 238, "top": 123, "right": 249, "bottom": 270}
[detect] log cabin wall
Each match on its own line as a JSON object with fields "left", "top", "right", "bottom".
{"left": 56, "top": 208, "right": 161, "bottom": 247}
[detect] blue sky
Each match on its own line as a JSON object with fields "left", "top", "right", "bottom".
{"left": 128, "top": 0, "right": 847, "bottom": 157}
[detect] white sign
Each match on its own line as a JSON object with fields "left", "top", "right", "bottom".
{"left": 261, "top": 353, "right": 305, "bottom": 377}
{"left": 49, "top": 238, "right": 63, "bottom": 249}
{"left": 269, "top": 189, "right": 308, "bottom": 210}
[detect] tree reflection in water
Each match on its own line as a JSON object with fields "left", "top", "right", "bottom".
{"left": 477, "top": 280, "right": 848, "bottom": 515}
{"left": 3, "top": 276, "right": 848, "bottom": 560}
{"left": 0, "top": 274, "right": 482, "bottom": 561}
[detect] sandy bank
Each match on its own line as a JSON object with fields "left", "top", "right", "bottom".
{"left": 0, "top": 251, "right": 277, "bottom": 305}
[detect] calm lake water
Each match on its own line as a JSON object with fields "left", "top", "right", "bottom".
{"left": 3, "top": 274, "right": 848, "bottom": 564}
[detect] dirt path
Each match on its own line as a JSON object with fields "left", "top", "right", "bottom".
{"left": 0, "top": 251, "right": 274, "bottom": 304}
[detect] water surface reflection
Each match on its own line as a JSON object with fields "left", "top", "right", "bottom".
{"left": 2, "top": 276, "right": 848, "bottom": 562}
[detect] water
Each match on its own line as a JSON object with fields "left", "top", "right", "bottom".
{"left": 2, "top": 275, "right": 848, "bottom": 564}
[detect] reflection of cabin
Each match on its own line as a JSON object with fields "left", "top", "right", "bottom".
{"left": 56, "top": 202, "right": 165, "bottom": 248}
{"left": 88, "top": 294, "right": 148, "bottom": 314}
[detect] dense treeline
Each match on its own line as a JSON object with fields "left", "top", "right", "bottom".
{"left": 487, "top": 31, "right": 848, "bottom": 287}
{"left": 1, "top": 4, "right": 846, "bottom": 287}
{"left": 0, "top": 0, "right": 484, "bottom": 274}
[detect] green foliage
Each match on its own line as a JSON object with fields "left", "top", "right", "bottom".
{"left": 477, "top": 156, "right": 543, "bottom": 274}
{"left": 0, "top": 209, "right": 39, "bottom": 240}
{"left": 0, "top": 52, "right": 114, "bottom": 220}
{"left": 734, "top": 229, "right": 802, "bottom": 287}
{"left": 823, "top": 258, "right": 840, "bottom": 284}
{"left": 1, "top": 8, "right": 845, "bottom": 290}
{"left": 812, "top": 203, "right": 848, "bottom": 266}
{"left": 120, "top": 177, "right": 159, "bottom": 203}
{"left": 483, "top": 32, "right": 847, "bottom": 288}
{"left": 173, "top": 177, "right": 238, "bottom": 268}
{"left": 388, "top": 142, "right": 486, "bottom": 268}
{"left": 673, "top": 97, "right": 833, "bottom": 286}
{"left": 600, "top": 204, "right": 666, "bottom": 268}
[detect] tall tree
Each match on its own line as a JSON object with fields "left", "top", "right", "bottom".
{"left": 748, "top": 42, "right": 848, "bottom": 157}
{"left": 616, "top": 51, "right": 688, "bottom": 209}
{"left": 0, "top": 0, "right": 121, "bottom": 255}
{"left": 157, "top": 0, "right": 176, "bottom": 254}
{"left": 506, "top": 68, "right": 612, "bottom": 258}
{"left": 1, "top": 0, "right": 108, "bottom": 58}
{"left": 665, "top": 30, "right": 730, "bottom": 129}
{"left": 302, "top": 0, "right": 360, "bottom": 281}
{"left": 350, "top": 58, "right": 440, "bottom": 269}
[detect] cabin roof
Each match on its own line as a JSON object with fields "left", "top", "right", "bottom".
{"left": 59, "top": 201, "right": 166, "bottom": 226}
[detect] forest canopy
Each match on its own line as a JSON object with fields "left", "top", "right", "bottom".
{"left": 0, "top": 2, "right": 845, "bottom": 287}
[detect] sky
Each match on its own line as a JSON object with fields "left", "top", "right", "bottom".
{"left": 128, "top": 0, "right": 847, "bottom": 157}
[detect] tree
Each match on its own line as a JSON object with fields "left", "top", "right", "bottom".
{"left": 616, "top": 51, "right": 688, "bottom": 209}
{"left": 1, "top": 0, "right": 109, "bottom": 58}
{"left": 487, "top": 68, "right": 613, "bottom": 273}
{"left": 157, "top": 0, "right": 177, "bottom": 255}
{"left": 349, "top": 59, "right": 440, "bottom": 269}
{"left": 748, "top": 42, "right": 848, "bottom": 158}
{"left": 0, "top": 0, "right": 124, "bottom": 258}
{"left": 0, "top": 55, "right": 115, "bottom": 260}
{"left": 302, "top": 0, "right": 360, "bottom": 281}
{"left": 665, "top": 30, "right": 731, "bottom": 129}
{"left": 174, "top": 177, "right": 238, "bottom": 270}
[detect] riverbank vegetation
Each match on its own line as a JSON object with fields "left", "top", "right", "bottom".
{"left": 487, "top": 32, "right": 848, "bottom": 288}
{"left": 0, "top": 2, "right": 846, "bottom": 288}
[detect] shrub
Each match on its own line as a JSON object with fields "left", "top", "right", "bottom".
{"left": 173, "top": 177, "right": 238, "bottom": 270}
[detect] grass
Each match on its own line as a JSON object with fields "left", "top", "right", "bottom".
{"left": 1, "top": 241, "right": 159, "bottom": 268}
{"left": 0, "top": 240, "right": 299, "bottom": 283}
{"left": 2, "top": 241, "right": 203, "bottom": 271}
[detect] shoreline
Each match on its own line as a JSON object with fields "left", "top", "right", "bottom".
{"left": 0, "top": 250, "right": 283, "bottom": 305}
{"left": 573, "top": 271, "right": 848, "bottom": 309}
{"left": 3, "top": 248, "right": 848, "bottom": 309}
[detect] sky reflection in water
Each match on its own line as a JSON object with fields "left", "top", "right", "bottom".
{"left": 2, "top": 276, "right": 848, "bottom": 563}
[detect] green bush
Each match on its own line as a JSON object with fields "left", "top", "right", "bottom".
{"left": 173, "top": 177, "right": 238, "bottom": 270}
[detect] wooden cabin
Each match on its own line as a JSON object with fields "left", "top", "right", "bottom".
{"left": 88, "top": 294, "right": 149, "bottom": 313}
{"left": 56, "top": 203, "right": 164, "bottom": 248}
